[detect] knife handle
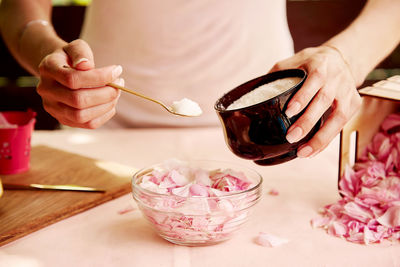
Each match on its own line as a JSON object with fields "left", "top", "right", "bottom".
{"left": 2, "top": 183, "right": 33, "bottom": 190}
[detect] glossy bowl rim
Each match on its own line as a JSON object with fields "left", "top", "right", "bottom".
{"left": 214, "top": 68, "right": 307, "bottom": 113}
{"left": 132, "top": 159, "right": 263, "bottom": 200}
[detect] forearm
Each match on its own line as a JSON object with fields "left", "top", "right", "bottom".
{"left": 324, "top": 0, "right": 400, "bottom": 86}
{"left": 0, "top": 0, "right": 66, "bottom": 76}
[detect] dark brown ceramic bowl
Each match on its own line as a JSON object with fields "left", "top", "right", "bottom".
{"left": 215, "top": 69, "right": 331, "bottom": 165}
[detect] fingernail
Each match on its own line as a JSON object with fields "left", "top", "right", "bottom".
{"left": 297, "top": 146, "right": 313, "bottom": 158}
{"left": 112, "top": 65, "right": 123, "bottom": 78}
{"left": 115, "top": 78, "right": 124, "bottom": 86}
{"left": 285, "top": 101, "right": 301, "bottom": 117}
{"left": 73, "top": 58, "right": 89, "bottom": 68}
{"left": 286, "top": 126, "right": 303, "bottom": 143}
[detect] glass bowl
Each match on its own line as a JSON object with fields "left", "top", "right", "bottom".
{"left": 132, "top": 159, "right": 262, "bottom": 246}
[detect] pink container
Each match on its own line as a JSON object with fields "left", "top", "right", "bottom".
{"left": 0, "top": 110, "right": 36, "bottom": 175}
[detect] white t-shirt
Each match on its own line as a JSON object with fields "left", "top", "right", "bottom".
{"left": 80, "top": 0, "right": 294, "bottom": 128}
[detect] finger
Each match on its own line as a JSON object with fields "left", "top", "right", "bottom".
{"left": 44, "top": 97, "right": 118, "bottom": 127}
{"left": 285, "top": 65, "right": 326, "bottom": 118}
{"left": 40, "top": 55, "right": 123, "bottom": 89}
{"left": 59, "top": 108, "right": 117, "bottom": 129}
{"left": 63, "top": 39, "right": 94, "bottom": 70}
{"left": 37, "top": 77, "right": 121, "bottom": 109}
{"left": 296, "top": 102, "right": 350, "bottom": 158}
{"left": 84, "top": 108, "right": 117, "bottom": 129}
{"left": 286, "top": 84, "right": 334, "bottom": 144}
{"left": 39, "top": 50, "right": 69, "bottom": 77}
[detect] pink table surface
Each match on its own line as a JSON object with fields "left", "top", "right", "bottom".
{"left": 1, "top": 127, "right": 399, "bottom": 267}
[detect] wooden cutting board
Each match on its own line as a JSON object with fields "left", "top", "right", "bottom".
{"left": 0, "top": 145, "right": 136, "bottom": 247}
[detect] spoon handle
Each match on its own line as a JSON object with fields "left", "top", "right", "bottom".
{"left": 107, "top": 82, "right": 171, "bottom": 112}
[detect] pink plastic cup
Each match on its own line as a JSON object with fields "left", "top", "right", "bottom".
{"left": 0, "top": 110, "right": 36, "bottom": 175}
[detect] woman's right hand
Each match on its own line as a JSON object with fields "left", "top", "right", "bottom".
{"left": 37, "top": 39, "right": 123, "bottom": 129}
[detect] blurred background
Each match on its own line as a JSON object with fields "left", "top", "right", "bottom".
{"left": 0, "top": 0, "right": 399, "bottom": 130}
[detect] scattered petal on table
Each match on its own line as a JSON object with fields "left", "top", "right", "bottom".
{"left": 118, "top": 205, "right": 136, "bottom": 215}
{"left": 268, "top": 189, "right": 279, "bottom": 196}
{"left": 255, "top": 232, "right": 289, "bottom": 247}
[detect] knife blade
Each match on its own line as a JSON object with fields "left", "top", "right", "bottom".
{"left": 2, "top": 183, "right": 105, "bottom": 193}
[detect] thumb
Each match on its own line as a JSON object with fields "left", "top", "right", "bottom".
{"left": 63, "top": 39, "right": 95, "bottom": 71}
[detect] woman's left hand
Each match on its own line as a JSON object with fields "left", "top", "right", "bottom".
{"left": 270, "top": 45, "right": 362, "bottom": 158}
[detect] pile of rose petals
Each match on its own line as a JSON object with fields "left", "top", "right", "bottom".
{"left": 134, "top": 160, "right": 258, "bottom": 243}
{"left": 312, "top": 113, "right": 400, "bottom": 244}
{"left": 137, "top": 161, "right": 252, "bottom": 199}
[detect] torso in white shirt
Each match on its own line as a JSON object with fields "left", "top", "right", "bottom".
{"left": 80, "top": 0, "right": 294, "bottom": 128}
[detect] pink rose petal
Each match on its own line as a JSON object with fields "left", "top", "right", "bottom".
{"left": 189, "top": 183, "right": 210, "bottom": 197}
{"left": 376, "top": 206, "right": 400, "bottom": 228}
{"left": 381, "top": 113, "right": 400, "bottom": 132}
{"left": 342, "top": 202, "right": 373, "bottom": 223}
{"left": 255, "top": 232, "right": 289, "bottom": 247}
{"left": 329, "top": 221, "right": 347, "bottom": 237}
{"left": 171, "top": 183, "right": 192, "bottom": 197}
{"left": 310, "top": 216, "right": 330, "bottom": 228}
{"left": 268, "top": 189, "right": 279, "bottom": 196}
{"left": 118, "top": 205, "right": 136, "bottom": 215}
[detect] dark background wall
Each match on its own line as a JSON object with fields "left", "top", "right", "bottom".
{"left": 1, "top": 0, "right": 399, "bottom": 129}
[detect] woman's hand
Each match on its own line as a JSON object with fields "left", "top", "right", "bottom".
{"left": 270, "top": 45, "right": 362, "bottom": 158}
{"left": 37, "top": 39, "right": 123, "bottom": 129}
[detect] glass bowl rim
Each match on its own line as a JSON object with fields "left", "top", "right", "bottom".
{"left": 132, "top": 159, "right": 263, "bottom": 200}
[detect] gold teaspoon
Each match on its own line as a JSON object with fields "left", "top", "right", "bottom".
{"left": 107, "top": 82, "right": 202, "bottom": 117}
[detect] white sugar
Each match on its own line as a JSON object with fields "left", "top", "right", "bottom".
{"left": 227, "top": 77, "right": 302, "bottom": 110}
{"left": 171, "top": 98, "right": 203, "bottom": 116}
